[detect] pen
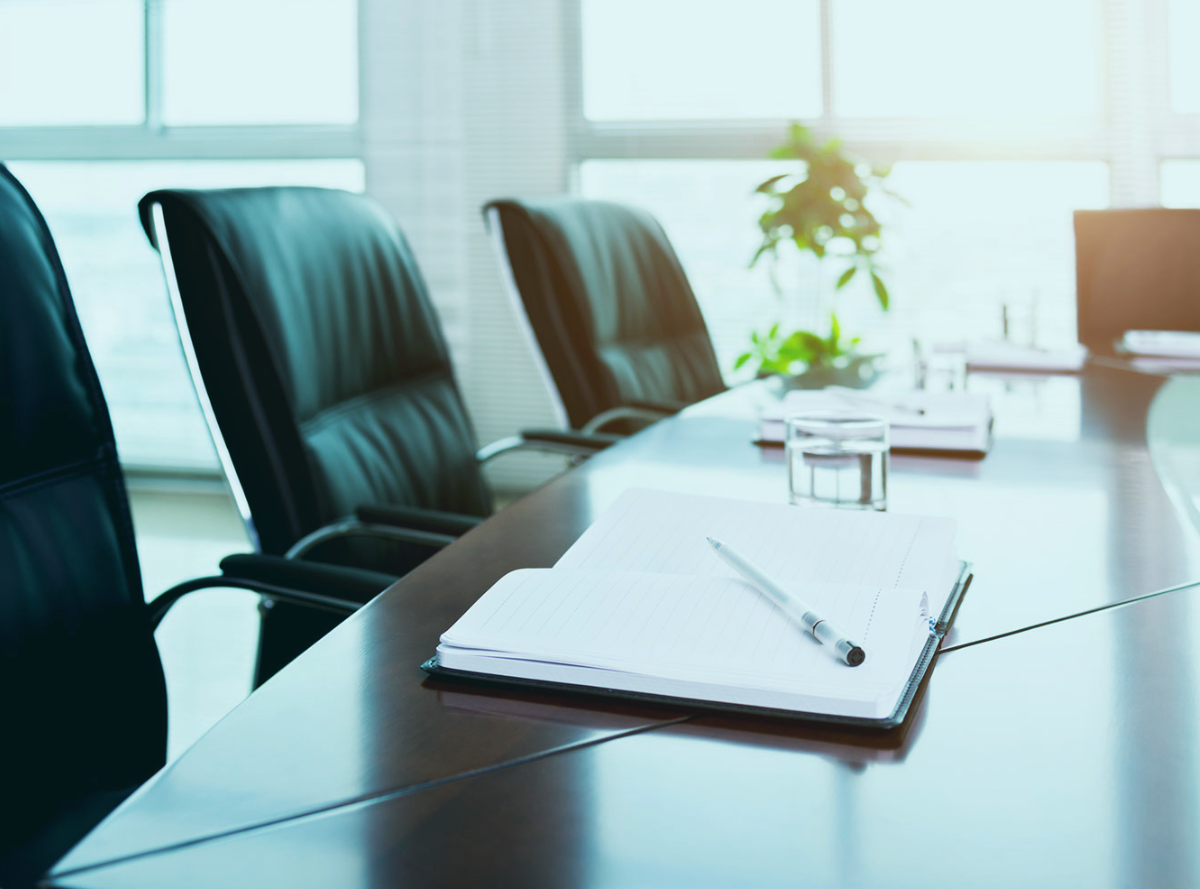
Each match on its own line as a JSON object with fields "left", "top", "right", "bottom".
{"left": 825, "top": 386, "right": 926, "bottom": 417}
{"left": 705, "top": 536, "right": 866, "bottom": 667}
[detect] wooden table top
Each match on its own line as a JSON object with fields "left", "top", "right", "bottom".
{"left": 49, "top": 364, "right": 1200, "bottom": 886}
{"left": 51, "top": 582, "right": 1200, "bottom": 889}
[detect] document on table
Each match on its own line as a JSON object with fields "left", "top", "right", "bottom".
{"left": 432, "top": 490, "right": 970, "bottom": 725}
{"left": 965, "top": 341, "right": 1088, "bottom": 373}
{"left": 757, "top": 389, "right": 993, "bottom": 454}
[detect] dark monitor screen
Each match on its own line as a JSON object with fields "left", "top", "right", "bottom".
{"left": 1074, "top": 209, "right": 1200, "bottom": 351}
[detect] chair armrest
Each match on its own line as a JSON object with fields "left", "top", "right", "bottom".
{"left": 475, "top": 429, "right": 621, "bottom": 463}
{"left": 522, "top": 429, "right": 622, "bottom": 449}
{"left": 148, "top": 574, "right": 361, "bottom": 631}
{"left": 283, "top": 518, "right": 459, "bottom": 559}
{"left": 625, "top": 399, "right": 688, "bottom": 414}
{"left": 581, "top": 405, "right": 681, "bottom": 434}
{"left": 354, "top": 504, "right": 484, "bottom": 538}
{"left": 219, "top": 553, "right": 398, "bottom": 605}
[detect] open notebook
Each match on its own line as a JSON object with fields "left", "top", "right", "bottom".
{"left": 427, "top": 489, "right": 971, "bottom": 728}
{"left": 757, "top": 389, "right": 993, "bottom": 455}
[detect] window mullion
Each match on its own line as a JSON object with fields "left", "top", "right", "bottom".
{"left": 144, "top": 0, "right": 164, "bottom": 131}
{"left": 819, "top": 0, "right": 833, "bottom": 130}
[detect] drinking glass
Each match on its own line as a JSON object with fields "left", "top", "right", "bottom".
{"left": 786, "top": 412, "right": 889, "bottom": 510}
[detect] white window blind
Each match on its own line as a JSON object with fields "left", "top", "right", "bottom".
{"left": 359, "top": 0, "right": 575, "bottom": 494}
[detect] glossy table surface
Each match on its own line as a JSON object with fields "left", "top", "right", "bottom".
{"left": 51, "top": 583, "right": 1200, "bottom": 889}
{"left": 49, "top": 365, "right": 1200, "bottom": 886}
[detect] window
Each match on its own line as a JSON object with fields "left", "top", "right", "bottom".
{"left": 581, "top": 0, "right": 821, "bottom": 121}
{"left": 0, "top": 1, "right": 145, "bottom": 126}
{"left": 0, "top": 0, "right": 360, "bottom": 471}
{"left": 574, "top": 0, "right": 1194, "bottom": 379}
{"left": 1162, "top": 160, "right": 1200, "bottom": 207}
{"left": 10, "top": 160, "right": 365, "bottom": 470}
{"left": 831, "top": 1, "right": 1099, "bottom": 120}
{"left": 581, "top": 159, "right": 1108, "bottom": 370}
{"left": 1168, "top": 0, "right": 1200, "bottom": 114}
{"left": 161, "top": 0, "right": 358, "bottom": 126}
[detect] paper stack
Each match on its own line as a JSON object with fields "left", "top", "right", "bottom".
{"left": 758, "top": 389, "right": 993, "bottom": 455}
{"left": 1120, "top": 330, "right": 1200, "bottom": 372}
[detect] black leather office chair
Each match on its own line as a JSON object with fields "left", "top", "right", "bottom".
{"left": 484, "top": 197, "right": 727, "bottom": 434}
{"left": 0, "top": 165, "right": 386, "bottom": 889}
{"left": 136, "top": 188, "right": 614, "bottom": 672}
{"left": 1075, "top": 209, "right": 1200, "bottom": 352}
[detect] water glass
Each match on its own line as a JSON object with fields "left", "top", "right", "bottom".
{"left": 786, "top": 412, "right": 889, "bottom": 511}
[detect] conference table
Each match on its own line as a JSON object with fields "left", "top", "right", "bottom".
{"left": 47, "top": 362, "right": 1200, "bottom": 888}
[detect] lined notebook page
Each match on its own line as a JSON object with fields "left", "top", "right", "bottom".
{"left": 440, "top": 569, "right": 928, "bottom": 705}
{"left": 557, "top": 489, "right": 955, "bottom": 601}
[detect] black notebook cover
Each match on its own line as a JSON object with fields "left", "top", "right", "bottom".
{"left": 422, "top": 561, "right": 972, "bottom": 731}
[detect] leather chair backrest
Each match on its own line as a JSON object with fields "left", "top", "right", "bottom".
{"left": 1075, "top": 209, "right": 1200, "bottom": 350}
{"left": 486, "top": 198, "right": 725, "bottom": 429}
{"left": 138, "top": 188, "right": 491, "bottom": 556}
{"left": 0, "top": 165, "right": 166, "bottom": 827}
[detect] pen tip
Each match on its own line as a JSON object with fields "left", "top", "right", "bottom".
{"left": 706, "top": 536, "right": 720, "bottom": 548}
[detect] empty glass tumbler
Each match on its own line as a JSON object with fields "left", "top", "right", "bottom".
{"left": 786, "top": 412, "right": 889, "bottom": 511}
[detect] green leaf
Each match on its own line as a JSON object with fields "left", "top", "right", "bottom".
{"left": 871, "top": 271, "right": 890, "bottom": 310}
{"left": 768, "top": 322, "right": 780, "bottom": 340}
{"left": 829, "top": 312, "right": 840, "bottom": 346}
{"left": 835, "top": 266, "right": 857, "bottom": 289}
{"left": 754, "top": 173, "right": 789, "bottom": 194}
{"left": 781, "top": 330, "right": 827, "bottom": 362}
{"left": 760, "top": 355, "right": 792, "bottom": 375}
{"left": 733, "top": 352, "right": 752, "bottom": 370}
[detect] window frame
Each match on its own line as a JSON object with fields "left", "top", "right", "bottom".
{"left": 0, "top": 0, "right": 363, "bottom": 477}
{"left": 0, "top": 0, "right": 362, "bottom": 163}
{"left": 565, "top": 0, "right": 1197, "bottom": 207}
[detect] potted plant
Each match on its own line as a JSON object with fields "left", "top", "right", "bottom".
{"left": 735, "top": 123, "right": 899, "bottom": 388}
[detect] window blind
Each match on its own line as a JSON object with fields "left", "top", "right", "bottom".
{"left": 360, "top": 0, "right": 575, "bottom": 493}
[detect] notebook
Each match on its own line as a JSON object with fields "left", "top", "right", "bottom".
{"left": 964, "top": 341, "right": 1088, "bottom": 373}
{"left": 756, "top": 389, "right": 993, "bottom": 455}
{"left": 1119, "top": 330, "right": 1200, "bottom": 372}
{"left": 426, "top": 489, "right": 971, "bottom": 728}
{"left": 1120, "top": 329, "right": 1200, "bottom": 359}
{"left": 1128, "top": 356, "right": 1200, "bottom": 374}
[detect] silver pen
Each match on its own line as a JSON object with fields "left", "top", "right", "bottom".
{"left": 706, "top": 536, "right": 866, "bottom": 667}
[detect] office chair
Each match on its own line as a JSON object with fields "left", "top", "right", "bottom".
{"left": 1075, "top": 209, "right": 1200, "bottom": 352}
{"left": 0, "top": 164, "right": 389, "bottom": 889}
{"left": 136, "top": 187, "right": 615, "bottom": 675}
{"left": 484, "top": 197, "right": 727, "bottom": 434}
